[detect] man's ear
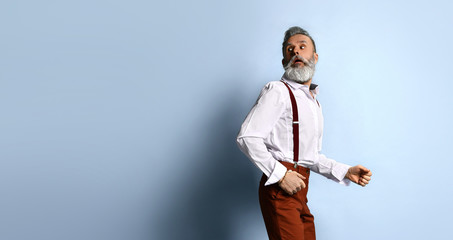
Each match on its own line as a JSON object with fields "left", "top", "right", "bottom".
{"left": 314, "top": 52, "right": 319, "bottom": 64}
{"left": 282, "top": 58, "right": 286, "bottom": 67}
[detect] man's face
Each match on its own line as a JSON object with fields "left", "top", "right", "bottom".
{"left": 282, "top": 34, "right": 318, "bottom": 67}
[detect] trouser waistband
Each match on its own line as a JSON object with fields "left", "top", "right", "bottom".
{"left": 279, "top": 161, "right": 311, "bottom": 175}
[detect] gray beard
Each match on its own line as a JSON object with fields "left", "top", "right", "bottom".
{"left": 283, "top": 56, "right": 316, "bottom": 83}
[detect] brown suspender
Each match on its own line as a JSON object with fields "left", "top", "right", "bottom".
{"left": 281, "top": 80, "right": 299, "bottom": 168}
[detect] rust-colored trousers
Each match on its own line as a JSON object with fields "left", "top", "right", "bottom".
{"left": 259, "top": 161, "right": 316, "bottom": 240}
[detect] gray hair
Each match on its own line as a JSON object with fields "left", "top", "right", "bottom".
{"left": 282, "top": 26, "right": 317, "bottom": 56}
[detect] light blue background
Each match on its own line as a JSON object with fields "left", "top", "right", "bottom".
{"left": 1, "top": 0, "right": 452, "bottom": 239}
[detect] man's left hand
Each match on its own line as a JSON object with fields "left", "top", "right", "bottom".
{"left": 345, "top": 165, "right": 372, "bottom": 187}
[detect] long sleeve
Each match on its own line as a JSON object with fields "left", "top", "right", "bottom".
{"left": 237, "top": 79, "right": 353, "bottom": 186}
{"left": 310, "top": 153, "right": 351, "bottom": 185}
{"left": 237, "top": 82, "right": 288, "bottom": 186}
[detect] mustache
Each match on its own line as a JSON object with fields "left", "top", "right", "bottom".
{"left": 285, "top": 55, "right": 310, "bottom": 69}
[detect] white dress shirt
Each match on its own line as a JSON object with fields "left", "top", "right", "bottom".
{"left": 237, "top": 76, "right": 351, "bottom": 186}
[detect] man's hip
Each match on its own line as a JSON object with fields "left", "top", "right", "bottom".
{"left": 258, "top": 162, "right": 315, "bottom": 240}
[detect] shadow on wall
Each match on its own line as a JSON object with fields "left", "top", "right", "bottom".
{"left": 154, "top": 85, "right": 263, "bottom": 240}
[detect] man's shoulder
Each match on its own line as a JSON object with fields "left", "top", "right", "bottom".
{"left": 261, "top": 80, "right": 286, "bottom": 91}
{"left": 255, "top": 80, "right": 289, "bottom": 104}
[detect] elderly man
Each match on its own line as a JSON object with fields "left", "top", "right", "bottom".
{"left": 237, "top": 26, "right": 372, "bottom": 240}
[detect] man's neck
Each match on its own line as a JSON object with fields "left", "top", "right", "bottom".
{"left": 302, "top": 79, "right": 312, "bottom": 86}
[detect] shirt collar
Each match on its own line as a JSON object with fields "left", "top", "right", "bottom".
{"left": 281, "top": 75, "right": 319, "bottom": 95}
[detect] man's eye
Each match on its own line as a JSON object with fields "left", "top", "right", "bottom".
{"left": 288, "top": 48, "right": 293, "bottom": 52}
{"left": 301, "top": 46, "right": 305, "bottom": 49}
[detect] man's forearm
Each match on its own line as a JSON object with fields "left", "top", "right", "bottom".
{"left": 236, "top": 136, "right": 287, "bottom": 185}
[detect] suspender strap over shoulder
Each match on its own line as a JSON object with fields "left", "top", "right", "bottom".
{"left": 281, "top": 80, "right": 299, "bottom": 168}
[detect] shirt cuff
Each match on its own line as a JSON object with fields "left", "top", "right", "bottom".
{"left": 264, "top": 161, "right": 287, "bottom": 186}
{"left": 333, "top": 162, "right": 352, "bottom": 186}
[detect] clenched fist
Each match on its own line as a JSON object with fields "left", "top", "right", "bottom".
{"left": 278, "top": 170, "right": 306, "bottom": 195}
{"left": 345, "top": 165, "right": 372, "bottom": 187}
